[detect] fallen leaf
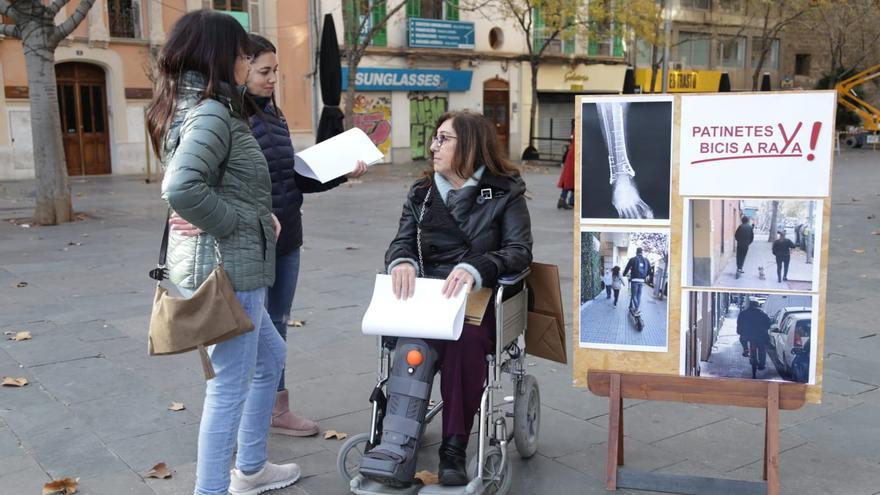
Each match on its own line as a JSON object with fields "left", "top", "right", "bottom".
{"left": 67, "top": 242, "right": 82, "bottom": 246}
{"left": 42, "top": 477, "right": 79, "bottom": 494}
{"left": 345, "top": 246, "right": 359, "bottom": 250}
{"left": 20, "top": 224, "right": 30, "bottom": 229}
{"left": 414, "top": 471, "right": 439, "bottom": 485}
{"left": 850, "top": 197, "right": 860, "bottom": 202}
{"left": 1, "top": 377, "right": 28, "bottom": 387}
{"left": 869, "top": 214, "right": 877, "bottom": 220}
{"left": 287, "top": 319, "right": 306, "bottom": 328}
{"left": 168, "top": 402, "right": 185, "bottom": 411}
{"left": 323, "top": 429, "right": 348, "bottom": 440}
{"left": 853, "top": 249, "right": 865, "bottom": 254}
{"left": 15, "top": 282, "right": 27, "bottom": 288}
{"left": 145, "top": 462, "right": 172, "bottom": 479}
{"left": 4, "top": 331, "right": 31, "bottom": 341}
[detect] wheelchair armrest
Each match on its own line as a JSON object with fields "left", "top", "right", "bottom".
{"left": 498, "top": 268, "right": 531, "bottom": 286}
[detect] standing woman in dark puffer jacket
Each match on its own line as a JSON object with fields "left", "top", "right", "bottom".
{"left": 147, "top": 11, "right": 301, "bottom": 495}
{"left": 245, "top": 34, "right": 367, "bottom": 436}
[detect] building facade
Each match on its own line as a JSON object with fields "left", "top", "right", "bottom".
{"left": 0, "top": 0, "right": 313, "bottom": 180}
{"left": 323, "top": 0, "right": 628, "bottom": 163}
{"left": 632, "top": 0, "right": 792, "bottom": 93}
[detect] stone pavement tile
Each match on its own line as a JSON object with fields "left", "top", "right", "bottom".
{"left": 268, "top": 433, "right": 330, "bottom": 466}
{"left": 507, "top": 452, "right": 610, "bottom": 495}
{"left": 28, "top": 355, "right": 152, "bottom": 405}
{"left": 533, "top": 406, "right": 607, "bottom": 459}
{"left": 114, "top": 348, "right": 207, "bottom": 393}
{"left": 0, "top": 371, "right": 58, "bottom": 413}
{"left": 69, "top": 389, "right": 199, "bottom": 443}
{"left": 728, "top": 443, "right": 880, "bottom": 495}
{"left": 587, "top": 400, "right": 728, "bottom": 444}
{"left": 107, "top": 314, "right": 152, "bottom": 341}
{"left": 283, "top": 449, "right": 339, "bottom": 479}
{"left": 653, "top": 459, "right": 729, "bottom": 478}
{"left": 23, "top": 420, "right": 130, "bottom": 479}
{"left": 0, "top": 425, "right": 23, "bottom": 459}
{"left": 303, "top": 408, "right": 373, "bottom": 446}
{"left": 0, "top": 462, "right": 51, "bottom": 495}
{"left": 291, "top": 372, "right": 377, "bottom": 423}
{"left": 555, "top": 438, "right": 685, "bottom": 483}
{"left": 652, "top": 417, "right": 808, "bottom": 473}
{"left": 776, "top": 390, "right": 865, "bottom": 430}
{"left": 294, "top": 471, "right": 348, "bottom": 495}
{"left": 284, "top": 345, "right": 371, "bottom": 382}
{"left": 0, "top": 329, "right": 101, "bottom": 367}
{"left": 0, "top": 449, "right": 43, "bottom": 478}
{"left": 823, "top": 368, "right": 879, "bottom": 396}
{"left": 145, "top": 460, "right": 196, "bottom": 495}
{"left": 785, "top": 402, "right": 880, "bottom": 460}
{"left": 107, "top": 424, "right": 199, "bottom": 474}
{"left": 824, "top": 351, "right": 880, "bottom": 388}
{"left": 78, "top": 469, "right": 156, "bottom": 495}
{"left": 534, "top": 372, "right": 609, "bottom": 421}
{"left": 163, "top": 382, "right": 207, "bottom": 418}
{"left": 696, "top": 403, "right": 766, "bottom": 427}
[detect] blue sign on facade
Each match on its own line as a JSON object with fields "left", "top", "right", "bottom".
{"left": 408, "top": 18, "right": 475, "bottom": 49}
{"left": 341, "top": 68, "right": 473, "bottom": 92}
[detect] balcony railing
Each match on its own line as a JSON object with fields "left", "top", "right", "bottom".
{"left": 109, "top": 7, "right": 139, "bottom": 38}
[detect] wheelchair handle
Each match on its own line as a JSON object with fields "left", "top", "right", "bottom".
{"left": 498, "top": 268, "right": 531, "bottom": 286}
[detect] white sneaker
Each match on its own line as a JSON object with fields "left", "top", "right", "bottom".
{"left": 229, "top": 462, "right": 301, "bottom": 495}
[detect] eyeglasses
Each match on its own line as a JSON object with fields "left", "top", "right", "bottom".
{"left": 431, "top": 134, "right": 457, "bottom": 147}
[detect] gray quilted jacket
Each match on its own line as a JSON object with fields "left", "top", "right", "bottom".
{"left": 160, "top": 72, "right": 275, "bottom": 292}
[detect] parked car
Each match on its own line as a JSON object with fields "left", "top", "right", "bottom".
{"left": 772, "top": 313, "right": 812, "bottom": 376}
{"left": 769, "top": 306, "right": 811, "bottom": 341}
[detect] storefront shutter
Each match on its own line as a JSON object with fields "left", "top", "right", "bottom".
{"left": 371, "top": 1, "right": 387, "bottom": 46}
{"left": 446, "top": 0, "right": 459, "bottom": 21}
{"left": 407, "top": 0, "right": 419, "bottom": 17}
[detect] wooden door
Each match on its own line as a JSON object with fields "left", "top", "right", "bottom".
{"left": 483, "top": 78, "right": 510, "bottom": 157}
{"left": 56, "top": 62, "right": 111, "bottom": 176}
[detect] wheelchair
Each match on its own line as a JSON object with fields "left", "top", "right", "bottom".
{"left": 337, "top": 269, "right": 541, "bottom": 495}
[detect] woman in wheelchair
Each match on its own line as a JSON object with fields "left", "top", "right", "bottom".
{"left": 358, "top": 111, "right": 532, "bottom": 487}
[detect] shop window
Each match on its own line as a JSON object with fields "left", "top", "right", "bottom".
{"left": 719, "top": 0, "right": 743, "bottom": 11}
{"left": 795, "top": 53, "right": 811, "bottom": 76}
{"left": 718, "top": 35, "right": 745, "bottom": 68}
{"left": 676, "top": 31, "right": 710, "bottom": 68}
{"left": 214, "top": 0, "right": 245, "bottom": 11}
{"left": 108, "top": 0, "right": 141, "bottom": 38}
{"left": 751, "top": 38, "right": 779, "bottom": 69}
{"left": 207, "top": 0, "right": 259, "bottom": 32}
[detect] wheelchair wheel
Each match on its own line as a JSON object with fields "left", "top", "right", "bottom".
{"left": 336, "top": 432, "right": 371, "bottom": 484}
{"left": 468, "top": 446, "right": 511, "bottom": 495}
{"left": 513, "top": 374, "right": 540, "bottom": 458}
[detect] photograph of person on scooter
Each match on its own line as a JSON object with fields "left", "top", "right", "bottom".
{"left": 578, "top": 229, "right": 669, "bottom": 351}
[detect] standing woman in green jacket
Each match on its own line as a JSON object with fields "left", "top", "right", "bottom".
{"left": 146, "top": 11, "right": 299, "bottom": 495}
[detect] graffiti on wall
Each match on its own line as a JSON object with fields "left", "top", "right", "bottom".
{"left": 353, "top": 94, "right": 392, "bottom": 156}
{"left": 409, "top": 95, "right": 448, "bottom": 160}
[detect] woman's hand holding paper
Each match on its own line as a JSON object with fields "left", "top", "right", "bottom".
{"left": 347, "top": 160, "right": 368, "bottom": 179}
{"left": 442, "top": 268, "right": 474, "bottom": 299}
{"left": 391, "top": 262, "right": 416, "bottom": 300}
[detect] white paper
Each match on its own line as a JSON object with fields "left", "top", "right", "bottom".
{"left": 361, "top": 275, "right": 467, "bottom": 340}
{"left": 294, "top": 128, "right": 384, "bottom": 183}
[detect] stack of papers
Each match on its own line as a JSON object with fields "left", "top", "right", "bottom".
{"left": 295, "top": 128, "right": 384, "bottom": 183}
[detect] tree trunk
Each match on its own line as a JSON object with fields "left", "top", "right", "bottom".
{"left": 528, "top": 59, "right": 539, "bottom": 149}
{"left": 768, "top": 200, "right": 779, "bottom": 242}
{"left": 343, "top": 52, "right": 361, "bottom": 130}
{"left": 649, "top": 44, "right": 660, "bottom": 94}
{"left": 23, "top": 30, "right": 72, "bottom": 225}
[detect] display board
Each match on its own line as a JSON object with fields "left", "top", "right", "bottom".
{"left": 573, "top": 92, "right": 835, "bottom": 403}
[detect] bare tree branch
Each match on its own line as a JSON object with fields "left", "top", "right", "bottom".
{"left": 1, "top": 23, "right": 19, "bottom": 38}
{"left": 51, "top": 0, "right": 94, "bottom": 45}
{"left": 47, "top": 0, "right": 73, "bottom": 17}
{"left": 357, "top": 0, "right": 407, "bottom": 55}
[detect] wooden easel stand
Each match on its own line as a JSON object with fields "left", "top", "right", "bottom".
{"left": 588, "top": 371, "right": 806, "bottom": 495}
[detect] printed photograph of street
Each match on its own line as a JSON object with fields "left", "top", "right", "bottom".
{"left": 683, "top": 291, "right": 816, "bottom": 383}
{"left": 579, "top": 229, "right": 669, "bottom": 351}
{"left": 687, "top": 199, "right": 821, "bottom": 291}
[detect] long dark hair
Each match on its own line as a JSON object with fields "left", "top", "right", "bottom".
{"left": 244, "top": 33, "right": 280, "bottom": 120}
{"left": 423, "top": 111, "right": 519, "bottom": 184}
{"left": 146, "top": 10, "right": 250, "bottom": 156}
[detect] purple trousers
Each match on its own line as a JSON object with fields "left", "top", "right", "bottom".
{"left": 427, "top": 309, "right": 495, "bottom": 439}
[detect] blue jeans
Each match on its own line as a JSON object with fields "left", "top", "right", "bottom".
{"left": 629, "top": 281, "right": 643, "bottom": 310}
{"left": 266, "top": 249, "right": 300, "bottom": 391}
{"left": 179, "top": 286, "right": 287, "bottom": 495}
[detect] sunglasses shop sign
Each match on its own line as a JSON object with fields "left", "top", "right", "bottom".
{"left": 679, "top": 91, "right": 836, "bottom": 197}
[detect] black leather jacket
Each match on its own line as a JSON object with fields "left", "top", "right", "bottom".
{"left": 385, "top": 171, "right": 532, "bottom": 288}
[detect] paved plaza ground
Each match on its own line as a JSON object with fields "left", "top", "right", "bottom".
{"left": 580, "top": 285, "right": 668, "bottom": 349}
{"left": 711, "top": 234, "right": 814, "bottom": 292}
{"left": 1, "top": 150, "right": 880, "bottom": 494}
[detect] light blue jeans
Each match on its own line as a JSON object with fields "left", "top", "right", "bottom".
{"left": 178, "top": 286, "right": 287, "bottom": 495}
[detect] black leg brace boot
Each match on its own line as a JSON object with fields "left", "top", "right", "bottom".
{"left": 438, "top": 435, "right": 469, "bottom": 486}
{"left": 359, "top": 338, "right": 437, "bottom": 488}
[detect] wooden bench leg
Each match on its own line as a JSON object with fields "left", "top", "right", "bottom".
{"left": 766, "top": 382, "right": 780, "bottom": 495}
{"left": 607, "top": 373, "right": 622, "bottom": 490}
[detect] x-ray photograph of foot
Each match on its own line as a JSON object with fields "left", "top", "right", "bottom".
{"left": 580, "top": 96, "right": 673, "bottom": 224}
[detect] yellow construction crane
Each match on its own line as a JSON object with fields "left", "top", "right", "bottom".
{"left": 835, "top": 64, "right": 880, "bottom": 148}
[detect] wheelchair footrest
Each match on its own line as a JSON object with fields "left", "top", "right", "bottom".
{"left": 351, "top": 475, "right": 423, "bottom": 495}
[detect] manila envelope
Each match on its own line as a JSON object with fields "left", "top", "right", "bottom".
{"left": 465, "top": 288, "right": 493, "bottom": 326}
{"left": 525, "top": 262, "right": 567, "bottom": 364}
